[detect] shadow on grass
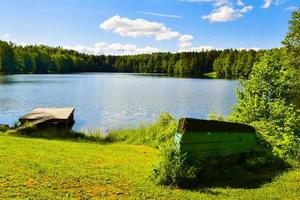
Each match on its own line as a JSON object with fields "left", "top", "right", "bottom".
{"left": 5, "top": 125, "right": 112, "bottom": 144}
{"left": 178, "top": 152, "right": 290, "bottom": 190}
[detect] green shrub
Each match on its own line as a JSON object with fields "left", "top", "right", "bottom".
{"left": 152, "top": 140, "right": 197, "bottom": 186}
{"left": 0, "top": 126, "right": 9, "bottom": 133}
{"left": 229, "top": 49, "right": 300, "bottom": 161}
{"left": 152, "top": 141, "right": 288, "bottom": 187}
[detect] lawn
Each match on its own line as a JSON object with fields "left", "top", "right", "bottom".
{"left": 0, "top": 134, "right": 299, "bottom": 199}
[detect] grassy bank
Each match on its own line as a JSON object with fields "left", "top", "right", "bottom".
{"left": 203, "top": 72, "right": 218, "bottom": 79}
{"left": 1, "top": 114, "right": 299, "bottom": 199}
{"left": 0, "top": 133, "right": 299, "bottom": 199}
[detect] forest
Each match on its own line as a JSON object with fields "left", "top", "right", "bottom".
{"left": 0, "top": 40, "right": 264, "bottom": 79}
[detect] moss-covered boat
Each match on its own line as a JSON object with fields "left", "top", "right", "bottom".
{"left": 175, "top": 118, "right": 256, "bottom": 161}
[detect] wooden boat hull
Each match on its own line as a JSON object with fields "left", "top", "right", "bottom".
{"left": 176, "top": 118, "right": 256, "bottom": 161}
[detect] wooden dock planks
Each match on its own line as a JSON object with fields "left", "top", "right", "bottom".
{"left": 19, "top": 107, "right": 75, "bottom": 128}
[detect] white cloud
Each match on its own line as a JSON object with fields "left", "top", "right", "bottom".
{"left": 178, "top": 34, "right": 194, "bottom": 48}
{"left": 64, "top": 42, "right": 161, "bottom": 55}
{"left": 179, "top": 0, "right": 278, "bottom": 8}
{"left": 180, "top": 0, "right": 286, "bottom": 10}
{"left": 19, "top": 42, "right": 29, "bottom": 47}
{"left": 179, "top": 34, "right": 194, "bottom": 42}
{"left": 100, "top": 15, "right": 173, "bottom": 39}
{"left": 237, "top": 47, "right": 261, "bottom": 51}
{"left": 275, "top": 0, "right": 287, "bottom": 6}
{"left": 262, "top": 0, "right": 272, "bottom": 8}
{"left": 202, "top": 5, "right": 253, "bottom": 22}
{"left": 137, "top": 11, "right": 182, "bottom": 18}
{"left": 179, "top": 0, "right": 231, "bottom": 6}
{"left": 179, "top": 46, "right": 261, "bottom": 52}
{"left": 179, "top": 0, "right": 230, "bottom": 6}
{"left": 240, "top": 5, "right": 254, "bottom": 13}
{"left": 179, "top": 0, "right": 253, "bottom": 22}
{"left": 100, "top": 15, "right": 194, "bottom": 47}
{"left": 285, "top": 6, "right": 299, "bottom": 11}
{"left": 237, "top": 0, "right": 244, "bottom": 6}
{"left": 261, "top": 0, "right": 287, "bottom": 9}
{"left": 2, "top": 34, "right": 11, "bottom": 39}
{"left": 155, "top": 31, "right": 181, "bottom": 41}
{"left": 214, "top": 0, "right": 231, "bottom": 7}
{"left": 179, "top": 45, "right": 218, "bottom": 52}
{"left": 179, "top": 41, "right": 193, "bottom": 48}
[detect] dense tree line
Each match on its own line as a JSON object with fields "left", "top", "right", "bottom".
{"left": 213, "top": 49, "right": 265, "bottom": 79}
{"left": 0, "top": 42, "right": 115, "bottom": 74}
{"left": 112, "top": 51, "right": 221, "bottom": 75}
{"left": 0, "top": 40, "right": 262, "bottom": 79}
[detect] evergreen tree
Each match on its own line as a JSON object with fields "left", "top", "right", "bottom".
{"left": 0, "top": 41, "right": 16, "bottom": 74}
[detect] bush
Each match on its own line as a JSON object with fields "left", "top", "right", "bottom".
{"left": 152, "top": 140, "right": 288, "bottom": 187}
{"left": 229, "top": 49, "right": 300, "bottom": 161}
{"left": 152, "top": 140, "right": 197, "bottom": 186}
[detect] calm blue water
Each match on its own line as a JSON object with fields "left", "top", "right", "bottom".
{"left": 0, "top": 73, "right": 239, "bottom": 132}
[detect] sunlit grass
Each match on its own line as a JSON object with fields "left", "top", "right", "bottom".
{"left": 203, "top": 72, "right": 218, "bottom": 79}
{"left": 0, "top": 113, "right": 299, "bottom": 199}
{"left": 0, "top": 134, "right": 299, "bottom": 199}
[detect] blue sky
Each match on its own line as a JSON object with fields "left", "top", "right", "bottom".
{"left": 0, "top": 0, "right": 298, "bottom": 54}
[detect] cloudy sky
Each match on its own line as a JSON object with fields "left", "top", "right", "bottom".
{"left": 0, "top": 0, "right": 298, "bottom": 55}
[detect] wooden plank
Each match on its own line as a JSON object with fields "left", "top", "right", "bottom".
{"left": 20, "top": 107, "right": 75, "bottom": 121}
{"left": 30, "top": 116, "right": 54, "bottom": 126}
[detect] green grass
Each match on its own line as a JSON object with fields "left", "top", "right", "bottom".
{"left": 203, "top": 72, "right": 218, "bottom": 79}
{"left": 0, "top": 134, "right": 299, "bottom": 199}
{"left": 103, "top": 113, "right": 177, "bottom": 148}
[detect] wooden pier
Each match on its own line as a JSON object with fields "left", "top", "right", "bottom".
{"left": 19, "top": 107, "right": 75, "bottom": 128}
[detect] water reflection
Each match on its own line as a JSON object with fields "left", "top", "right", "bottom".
{"left": 0, "top": 73, "right": 239, "bottom": 132}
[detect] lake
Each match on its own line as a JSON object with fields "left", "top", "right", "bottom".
{"left": 0, "top": 73, "right": 239, "bottom": 132}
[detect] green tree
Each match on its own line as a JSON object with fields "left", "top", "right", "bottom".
{"left": 229, "top": 49, "right": 299, "bottom": 159}
{"left": 282, "top": 9, "right": 300, "bottom": 67}
{"left": 34, "top": 52, "right": 51, "bottom": 74}
{"left": 0, "top": 40, "right": 260, "bottom": 77}
{"left": 282, "top": 9, "right": 300, "bottom": 108}
{"left": 0, "top": 41, "right": 16, "bottom": 74}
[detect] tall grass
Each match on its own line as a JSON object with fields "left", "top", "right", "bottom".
{"left": 100, "top": 113, "right": 177, "bottom": 148}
